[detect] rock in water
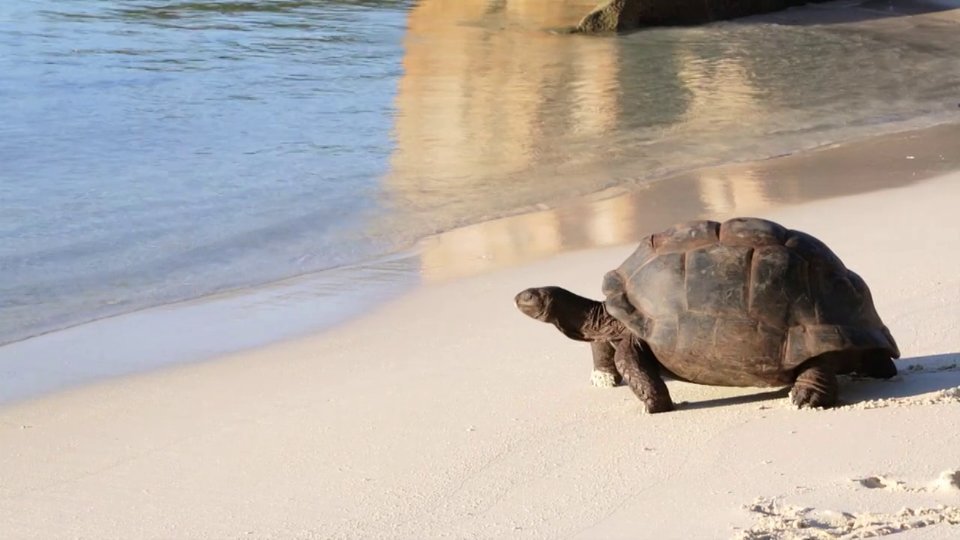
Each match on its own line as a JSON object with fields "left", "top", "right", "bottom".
{"left": 576, "top": 0, "right": 643, "bottom": 33}
{"left": 575, "top": 0, "right": 830, "bottom": 33}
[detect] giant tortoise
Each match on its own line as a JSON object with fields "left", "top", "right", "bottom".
{"left": 515, "top": 217, "right": 900, "bottom": 413}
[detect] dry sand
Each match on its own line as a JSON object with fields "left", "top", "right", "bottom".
{"left": 2, "top": 138, "right": 960, "bottom": 538}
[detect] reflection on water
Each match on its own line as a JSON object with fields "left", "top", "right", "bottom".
{"left": 418, "top": 123, "right": 960, "bottom": 281}
{"left": 696, "top": 167, "right": 776, "bottom": 215}
{"left": 388, "top": 0, "right": 960, "bottom": 280}
{"left": 386, "top": 0, "right": 618, "bottom": 223}
{"left": 385, "top": 0, "right": 959, "bottom": 243}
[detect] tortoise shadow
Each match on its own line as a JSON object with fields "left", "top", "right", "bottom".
{"left": 673, "top": 353, "right": 960, "bottom": 411}
{"left": 839, "top": 352, "right": 960, "bottom": 404}
{"left": 676, "top": 387, "right": 790, "bottom": 411}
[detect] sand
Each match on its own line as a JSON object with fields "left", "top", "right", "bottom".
{"left": 2, "top": 137, "right": 960, "bottom": 538}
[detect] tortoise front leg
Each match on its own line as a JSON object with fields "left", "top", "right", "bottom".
{"left": 614, "top": 339, "right": 673, "bottom": 413}
{"left": 590, "top": 341, "right": 621, "bottom": 388}
{"left": 791, "top": 358, "right": 839, "bottom": 408}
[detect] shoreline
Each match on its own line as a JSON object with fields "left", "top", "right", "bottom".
{"left": 0, "top": 253, "right": 421, "bottom": 405}
{"left": 1, "top": 160, "right": 959, "bottom": 537}
{"left": 5, "top": 117, "right": 957, "bottom": 351}
{"left": 2, "top": 121, "right": 959, "bottom": 405}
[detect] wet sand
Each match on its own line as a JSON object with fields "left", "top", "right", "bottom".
{"left": 1, "top": 123, "right": 959, "bottom": 538}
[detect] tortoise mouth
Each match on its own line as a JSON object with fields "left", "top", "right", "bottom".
{"left": 514, "top": 289, "right": 549, "bottom": 320}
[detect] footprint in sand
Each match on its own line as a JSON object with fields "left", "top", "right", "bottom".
{"left": 736, "top": 470, "right": 960, "bottom": 539}
{"left": 854, "top": 469, "right": 960, "bottom": 493}
{"left": 854, "top": 475, "right": 908, "bottom": 491}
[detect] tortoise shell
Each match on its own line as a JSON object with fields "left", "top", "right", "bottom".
{"left": 602, "top": 218, "right": 900, "bottom": 387}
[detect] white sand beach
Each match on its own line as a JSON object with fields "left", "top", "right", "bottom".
{"left": 1, "top": 126, "right": 959, "bottom": 539}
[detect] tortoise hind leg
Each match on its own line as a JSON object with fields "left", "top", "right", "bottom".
{"left": 856, "top": 350, "right": 898, "bottom": 379}
{"left": 590, "top": 341, "right": 621, "bottom": 388}
{"left": 614, "top": 339, "right": 673, "bottom": 413}
{"left": 791, "top": 357, "right": 839, "bottom": 408}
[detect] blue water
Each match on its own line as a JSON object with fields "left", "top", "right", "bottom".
{"left": 2, "top": 0, "right": 959, "bottom": 345}
{"left": 1, "top": 0, "right": 410, "bottom": 342}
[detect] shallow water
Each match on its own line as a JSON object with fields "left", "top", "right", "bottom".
{"left": 1, "top": 0, "right": 959, "bottom": 345}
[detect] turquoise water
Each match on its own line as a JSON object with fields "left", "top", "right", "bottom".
{"left": 2, "top": 0, "right": 959, "bottom": 345}
{"left": 1, "top": 0, "right": 410, "bottom": 342}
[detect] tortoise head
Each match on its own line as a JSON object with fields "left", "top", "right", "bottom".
{"left": 515, "top": 286, "right": 624, "bottom": 342}
{"left": 514, "top": 286, "right": 572, "bottom": 322}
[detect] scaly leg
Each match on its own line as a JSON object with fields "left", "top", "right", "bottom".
{"left": 791, "top": 358, "right": 839, "bottom": 408}
{"left": 590, "top": 341, "right": 621, "bottom": 388}
{"left": 614, "top": 340, "right": 673, "bottom": 413}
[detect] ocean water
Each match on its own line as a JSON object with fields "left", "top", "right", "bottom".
{"left": 1, "top": 0, "right": 959, "bottom": 346}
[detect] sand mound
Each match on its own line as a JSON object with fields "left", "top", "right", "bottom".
{"left": 735, "top": 498, "right": 960, "bottom": 539}
{"left": 846, "top": 386, "right": 960, "bottom": 410}
{"left": 739, "top": 469, "right": 960, "bottom": 538}
{"left": 933, "top": 470, "right": 960, "bottom": 493}
{"left": 905, "top": 363, "right": 959, "bottom": 373}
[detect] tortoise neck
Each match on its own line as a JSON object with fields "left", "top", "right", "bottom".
{"left": 587, "top": 301, "right": 628, "bottom": 341}
{"left": 551, "top": 293, "right": 626, "bottom": 342}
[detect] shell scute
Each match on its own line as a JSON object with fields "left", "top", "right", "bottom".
{"left": 651, "top": 220, "right": 719, "bottom": 253}
{"left": 628, "top": 251, "right": 685, "bottom": 321}
{"left": 684, "top": 245, "right": 752, "bottom": 316}
{"left": 784, "top": 230, "right": 844, "bottom": 267}
{"left": 719, "top": 217, "right": 787, "bottom": 247}
{"left": 748, "top": 245, "right": 808, "bottom": 329}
